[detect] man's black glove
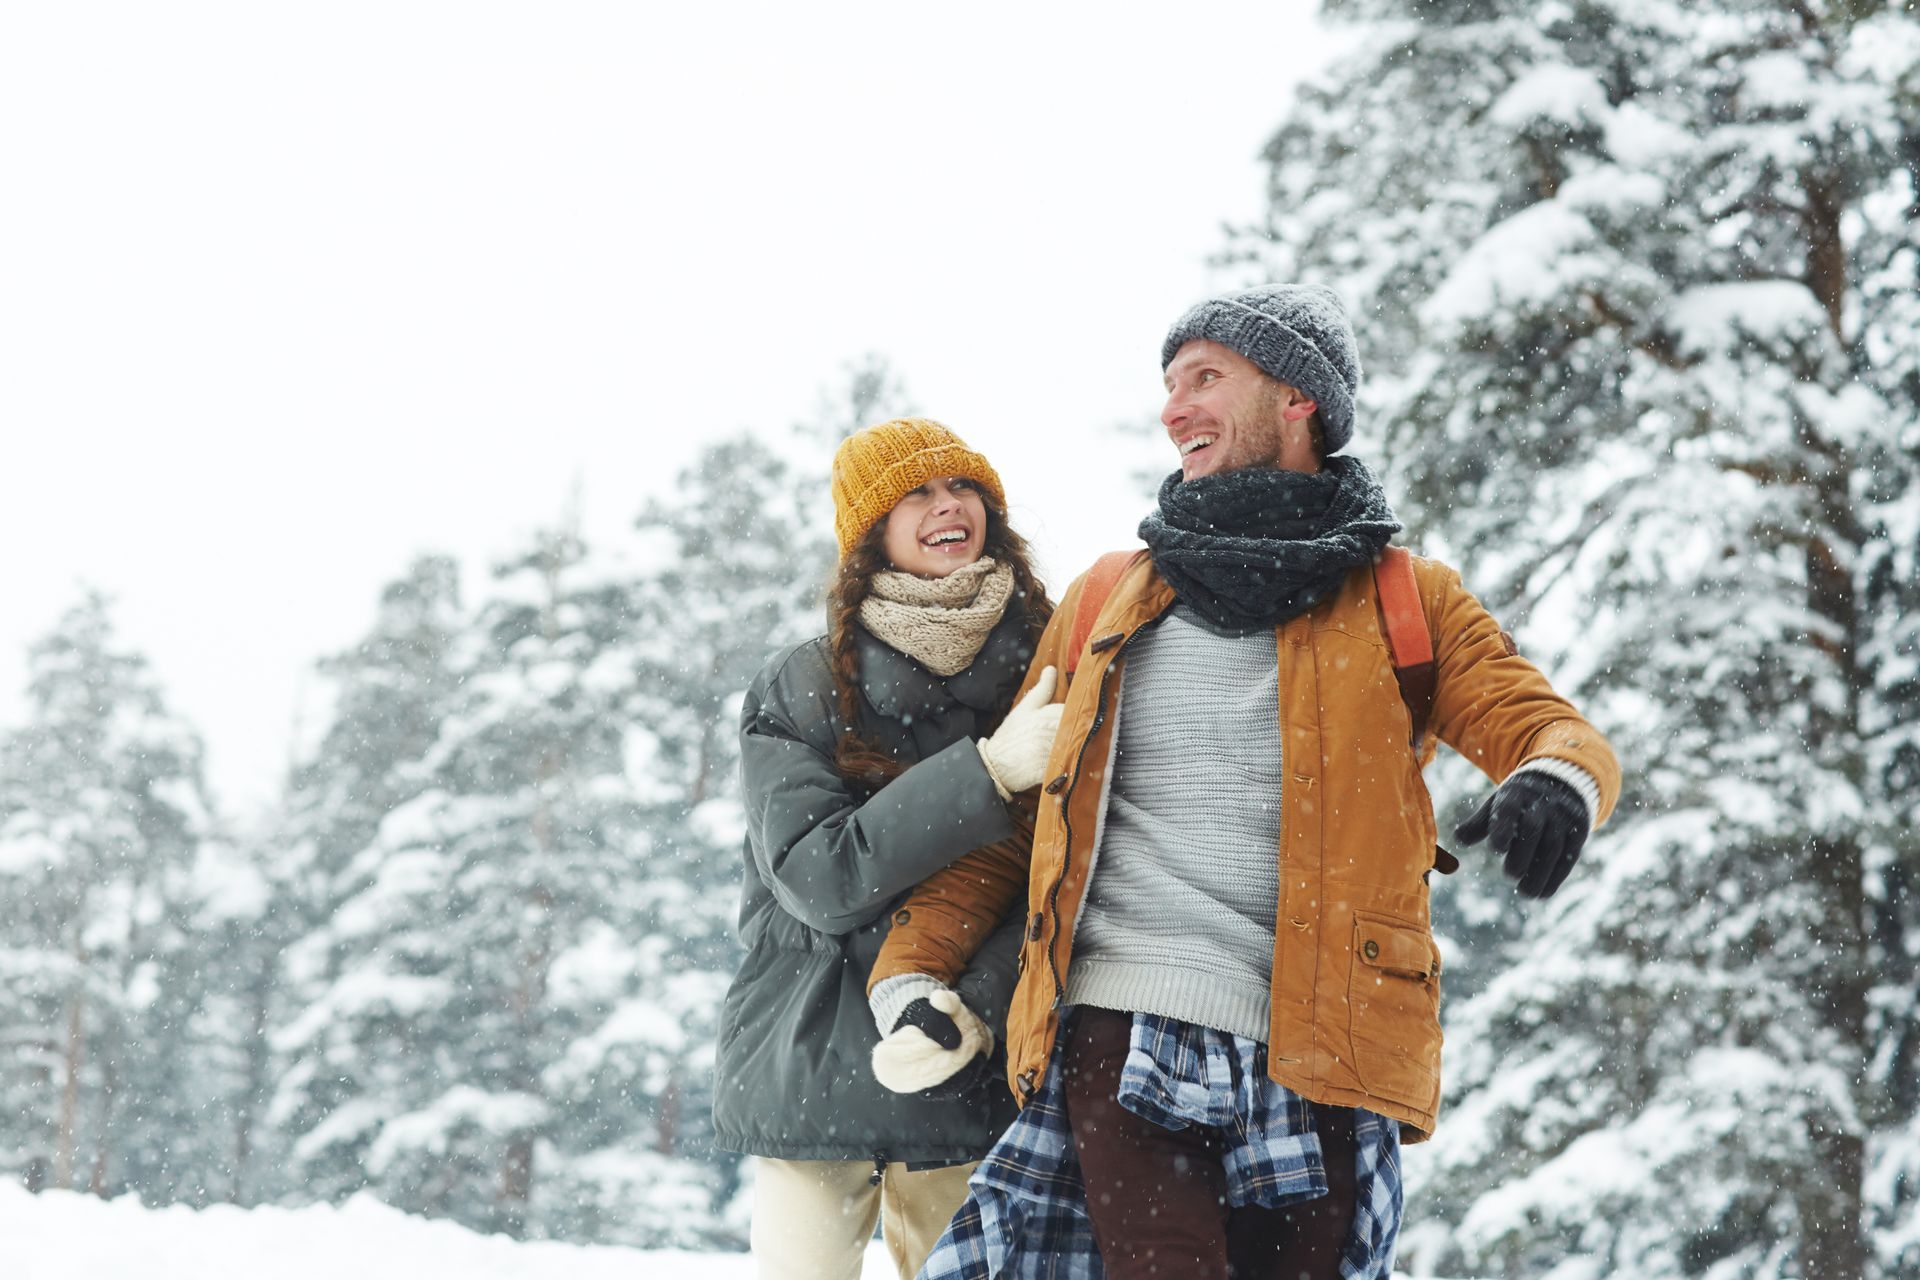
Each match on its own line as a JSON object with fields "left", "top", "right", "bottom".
{"left": 871, "top": 988, "right": 993, "bottom": 1100}
{"left": 1455, "top": 771, "right": 1590, "bottom": 899}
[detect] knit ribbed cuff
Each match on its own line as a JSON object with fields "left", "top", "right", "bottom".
{"left": 975, "top": 738, "right": 1014, "bottom": 802}
{"left": 869, "top": 973, "right": 946, "bottom": 1036}
{"left": 1511, "top": 757, "right": 1601, "bottom": 831}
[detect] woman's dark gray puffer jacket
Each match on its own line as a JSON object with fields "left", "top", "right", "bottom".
{"left": 711, "top": 606, "right": 1032, "bottom": 1165}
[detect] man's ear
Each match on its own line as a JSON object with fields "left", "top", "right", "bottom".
{"left": 1281, "top": 397, "right": 1319, "bottom": 424}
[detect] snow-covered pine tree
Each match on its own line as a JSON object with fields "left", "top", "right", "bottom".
{"left": 185, "top": 826, "right": 283, "bottom": 1205}
{"left": 0, "top": 594, "right": 215, "bottom": 1201}
{"left": 1226, "top": 2, "right": 1920, "bottom": 1276}
{"left": 1857, "top": 38, "right": 1920, "bottom": 1271}
{"left": 271, "top": 555, "right": 466, "bottom": 1204}
{"left": 95, "top": 821, "right": 292, "bottom": 1208}
{"left": 276, "top": 526, "right": 649, "bottom": 1239}
{"left": 284, "top": 555, "right": 466, "bottom": 910}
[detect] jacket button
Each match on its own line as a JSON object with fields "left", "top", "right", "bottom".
{"left": 1044, "top": 774, "right": 1068, "bottom": 795}
{"left": 1027, "top": 913, "right": 1044, "bottom": 941}
{"left": 1090, "top": 632, "right": 1124, "bottom": 654}
{"left": 893, "top": 909, "right": 911, "bottom": 926}
{"left": 1363, "top": 940, "right": 1380, "bottom": 960}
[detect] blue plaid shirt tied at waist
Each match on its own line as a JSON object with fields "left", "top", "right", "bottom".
{"left": 916, "top": 1011, "right": 1403, "bottom": 1280}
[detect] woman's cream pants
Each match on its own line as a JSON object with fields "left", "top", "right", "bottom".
{"left": 750, "top": 1156, "right": 977, "bottom": 1280}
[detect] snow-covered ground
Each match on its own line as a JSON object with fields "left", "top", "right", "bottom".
{"left": 3, "top": 1184, "right": 897, "bottom": 1279}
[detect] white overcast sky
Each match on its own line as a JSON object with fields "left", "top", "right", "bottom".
{"left": 2, "top": 2, "right": 1339, "bottom": 813}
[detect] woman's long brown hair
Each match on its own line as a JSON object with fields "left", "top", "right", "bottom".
{"left": 827, "top": 498, "right": 1053, "bottom": 789}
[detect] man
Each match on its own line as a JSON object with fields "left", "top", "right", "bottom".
{"left": 865, "top": 284, "right": 1620, "bottom": 1279}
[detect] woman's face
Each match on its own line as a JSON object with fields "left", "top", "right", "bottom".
{"left": 881, "top": 476, "right": 989, "bottom": 577}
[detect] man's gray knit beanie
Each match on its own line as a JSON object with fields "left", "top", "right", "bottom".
{"left": 1160, "top": 283, "right": 1362, "bottom": 454}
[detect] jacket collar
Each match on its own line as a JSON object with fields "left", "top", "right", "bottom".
{"left": 856, "top": 607, "right": 1034, "bottom": 722}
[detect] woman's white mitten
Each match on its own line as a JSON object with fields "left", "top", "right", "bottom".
{"left": 871, "top": 988, "right": 992, "bottom": 1094}
{"left": 977, "top": 666, "right": 1063, "bottom": 799}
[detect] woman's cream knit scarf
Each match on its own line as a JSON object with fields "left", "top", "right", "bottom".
{"left": 859, "top": 557, "right": 1016, "bottom": 677}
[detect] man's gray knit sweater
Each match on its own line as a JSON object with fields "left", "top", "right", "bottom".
{"left": 1064, "top": 605, "right": 1281, "bottom": 1044}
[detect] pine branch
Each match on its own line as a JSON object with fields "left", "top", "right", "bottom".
{"left": 1783, "top": 0, "right": 1824, "bottom": 37}
{"left": 1501, "top": 475, "right": 1641, "bottom": 626}
{"left": 1582, "top": 289, "right": 1690, "bottom": 371}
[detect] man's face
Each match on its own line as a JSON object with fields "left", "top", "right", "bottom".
{"left": 1161, "top": 340, "right": 1320, "bottom": 480}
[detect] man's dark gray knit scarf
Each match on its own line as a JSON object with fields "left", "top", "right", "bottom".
{"left": 1138, "top": 456, "right": 1402, "bottom": 631}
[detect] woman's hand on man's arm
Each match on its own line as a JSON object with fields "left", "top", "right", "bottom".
{"left": 976, "top": 666, "right": 1063, "bottom": 799}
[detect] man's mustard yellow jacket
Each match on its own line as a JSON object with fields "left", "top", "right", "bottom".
{"left": 869, "top": 552, "right": 1620, "bottom": 1142}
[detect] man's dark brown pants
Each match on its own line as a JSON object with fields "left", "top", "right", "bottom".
{"left": 1060, "top": 1007, "right": 1358, "bottom": 1280}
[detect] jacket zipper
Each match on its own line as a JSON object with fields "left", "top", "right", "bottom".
{"left": 1044, "top": 620, "right": 1155, "bottom": 1010}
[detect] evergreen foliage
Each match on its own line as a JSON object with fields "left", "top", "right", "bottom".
{"left": 270, "top": 555, "right": 468, "bottom": 1206}
{"left": 0, "top": 594, "right": 226, "bottom": 1202}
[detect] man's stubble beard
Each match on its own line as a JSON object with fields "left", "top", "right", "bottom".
{"left": 1210, "top": 383, "right": 1292, "bottom": 478}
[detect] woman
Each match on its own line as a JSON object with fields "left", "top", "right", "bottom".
{"left": 713, "top": 418, "right": 1057, "bottom": 1280}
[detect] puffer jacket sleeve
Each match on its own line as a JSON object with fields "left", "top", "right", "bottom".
{"left": 740, "top": 645, "right": 1018, "bottom": 936}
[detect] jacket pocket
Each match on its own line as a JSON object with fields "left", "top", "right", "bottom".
{"left": 1347, "top": 911, "right": 1442, "bottom": 1113}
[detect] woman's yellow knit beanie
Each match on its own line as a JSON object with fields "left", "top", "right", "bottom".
{"left": 831, "top": 418, "right": 1007, "bottom": 556}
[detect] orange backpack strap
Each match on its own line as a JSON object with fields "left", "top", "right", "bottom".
{"left": 1375, "top": 546, "right": 1457, "bottom": 875}
{"left": 1066, "top": 550, "right": 1147, "bottom": 675}
{"left": 1374, "top": 546, "right": 1436, "bottom": 752}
